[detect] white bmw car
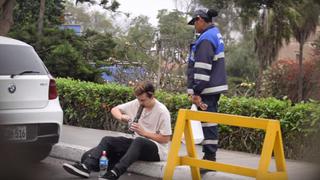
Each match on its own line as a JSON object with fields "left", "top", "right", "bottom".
{"left": 0, "top": 36, "right": 63, "bottom": 162}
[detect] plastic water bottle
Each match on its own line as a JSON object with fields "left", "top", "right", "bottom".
{"left": 99, "top": 150, "right": 108, "bottom": 177}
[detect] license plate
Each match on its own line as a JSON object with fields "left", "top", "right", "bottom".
{"left": 4, "top": 126, "right": 27, "bottom": 141}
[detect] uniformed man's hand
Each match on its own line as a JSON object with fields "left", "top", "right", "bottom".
{"left": 191, "top": 95, "right": 208, "bottom": 110}
{"left": 199, "top": 102, "right": 208, "bottom": 110}
{"left": 191, "top": 95, "right": 201, "bottom": 105}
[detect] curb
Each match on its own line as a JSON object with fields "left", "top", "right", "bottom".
{"left": 50, "top": 143, "right": 250, "bottom": 180}
{"left": 50, "top": 142, "right": 89, "bottom": 163}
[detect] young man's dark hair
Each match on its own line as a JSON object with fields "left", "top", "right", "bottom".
{"left": 134, "top": 81, "right": 155, "bottom": 98}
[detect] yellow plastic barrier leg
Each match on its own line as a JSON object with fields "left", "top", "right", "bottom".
{"left": 274, "top": 123, "right": 287, "bottom": 172}
{"left": 163, "top": 110, "right": 187, "bottom": 180}
{"left": 184, "top": 118, "right": 201, "bottom": 180}
{"left": 257, "top": 121, "right": 288, "bottom": 180}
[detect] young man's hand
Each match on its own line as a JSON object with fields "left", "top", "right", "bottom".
{"left": 121, "top": 114, "right": 132, "bottom": 123}
{"left": 129, "top": 122, "right": 145, "bottom": 136}
{"left": 130, "top": 122, "right": 171, "bottom": 144}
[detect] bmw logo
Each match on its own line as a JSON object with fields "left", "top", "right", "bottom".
{"left": 8, "top": 84, "right": 16, "bottom": 94}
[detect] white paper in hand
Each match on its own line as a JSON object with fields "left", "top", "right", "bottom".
{"left": 181, "top": 104, "right": 204, "bottom": 144}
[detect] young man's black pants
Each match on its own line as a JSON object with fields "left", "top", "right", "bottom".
{"left": 81, "top": 136, "right": 160, "bottom": 176}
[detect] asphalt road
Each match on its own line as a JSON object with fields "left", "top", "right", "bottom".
{"left": 1, "top": 157, "right": 159, "bottom": 180}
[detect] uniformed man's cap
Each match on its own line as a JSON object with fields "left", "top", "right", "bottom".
{"left": 188, "top": 9, "right": 208, "bottom": 25}
{"left": 188, "top": 9, "right": 218, "bottom": 25}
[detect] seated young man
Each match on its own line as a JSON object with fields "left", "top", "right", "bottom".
{"left": 62, "top": 81, "right": 172, "bottom": 180}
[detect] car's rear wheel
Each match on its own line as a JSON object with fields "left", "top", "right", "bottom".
{"left": 1, "top": 144, "right": 52, "bottom": 164}
{"left": 27, "top": 144, "right": 53, "bottom": 162}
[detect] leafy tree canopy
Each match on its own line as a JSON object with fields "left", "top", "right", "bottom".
{"left": 64, "top": 1, "right": 115, "bottom": 34}
{"left": 75, "top": 0, "right": 119, "bottom": 11}
{"left": 12, "top": 0, "right": 64, "bottom": 29}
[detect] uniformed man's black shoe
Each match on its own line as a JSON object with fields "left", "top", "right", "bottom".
{"left": 200, "top": 154, "right": 216, "bottom": 174}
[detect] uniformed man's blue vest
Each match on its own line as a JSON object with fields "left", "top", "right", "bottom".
{"left": 189, "top": 26, "right": 224, "bottom": 63}
{"left": 187, "top": 25, "right": 228, "bottom": 95}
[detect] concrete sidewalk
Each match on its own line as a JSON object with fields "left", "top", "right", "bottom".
{"left": 50, "top": 125, "right": 319, "bottom": 180}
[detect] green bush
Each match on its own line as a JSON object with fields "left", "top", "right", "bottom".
{"left": 218, "top": 96, "right": 291, "bottom": 155}
{"left": 280, "top": 102, "right": 320, "bottom": 160}
{"left": 218, "top": 96, "right": 320, "bottom": 160}
{"left": 57, "top": 78, "right": 134, "bottom": 132}
{"left": 56, "top": 78, "right": 320, "bottom": 160}
{"left": 56, "top": 78, "right": 190, "bottom": 132}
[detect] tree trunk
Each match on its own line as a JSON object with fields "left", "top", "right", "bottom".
{"left": 0, "top": 0, "right": 16, "bottom": 36}
{"left": 156, "top": 39, "right": 162, "bottom": 89}
{"left": 157, "top": 53, "right": 162, "bottom": 89}
{"left": 37, "top": 0, "right": 46, "bottom": 36}
{"left": 254, "top": 7, "right": 269, "bottom": 97}
{"left": 298, "top": 40, "right": 304, "bottom": 102}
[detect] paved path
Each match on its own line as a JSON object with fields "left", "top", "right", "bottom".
{"left": 50, "top": 125, "right": 320, "bottom": 180}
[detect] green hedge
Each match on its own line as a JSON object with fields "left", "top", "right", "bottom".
{"left": 56, "top": 78, "right": 320, "bottom": 160}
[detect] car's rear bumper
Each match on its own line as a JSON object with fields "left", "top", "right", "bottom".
{"left": 0, "top": 98, "right": 63, "bottom": 145}
{"left": 0, "top": 123, "right": 60, "bottom": 145}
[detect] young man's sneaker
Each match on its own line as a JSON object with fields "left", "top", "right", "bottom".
{"left": 99, "top": 170, "right": 119, "bottom": 180}
{"left": 63, "top": 162, "right": 90, "bottom": 178}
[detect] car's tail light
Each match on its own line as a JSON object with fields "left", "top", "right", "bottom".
{"left": 49, "top": 79, "right": 58, "bottom": 100}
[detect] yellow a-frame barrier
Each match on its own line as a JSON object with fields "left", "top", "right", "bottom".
{"left": 164, "top": 109, "right": 288, "bottom": 180}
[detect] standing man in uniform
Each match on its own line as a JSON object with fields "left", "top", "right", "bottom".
{"left": 187, "top": 9, "right": 228, "bottom": 173}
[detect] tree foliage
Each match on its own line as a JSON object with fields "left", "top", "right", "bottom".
{"left": 127, "top": 16, "right": 155, "bottom": 52}
{"left": 196, "top": 0, "right": 320, "bottom": 99}
{"left": 75, "top": 0, "right": 119, "bottom": 11}
{"left": 157, "top": 9, "right": 193, "bottom": 65}
{"left": 227, "top": 33, "right": 258, "bottom": 80}
{"left": 110, "top": 15, "right": 157, "bottom": 85}
{"left": 1, "top": 0, "right": 63, "bottom": 36}
{"left": 114, "top": 15, "right": 156, "bottom": 67}
{"left": 6, "top": 0, "right": 121, "bottom": 82}
{"left": 157, "top": 9, "right": 194, "bottom": 91}
{"left": 225, "top": 31, "right": 258, "bottom": 97}
{"left": 260, "top": 59, "right": 319, "bottom": 102}
{"left": 111, "top": 10, "right": 195, "bottom": 92}
{"left": 231, "top": 0, "right": 293, "bottom": 94}
{"left": 289, "top": 0, "right": 320, "bottom": 101}
{"left": 198, "top": 0, "right": 242, "bottom": 46}
{"left": 8, "top": 25, "right": 114, "bottom": 82}
{"left": 12, "top": 0, "right": 64, "bottom": 29}
{"left": 82, "top": 30, "right": 117, "bottom": 67}
{"left": 64, "top": 1, "right": 115, "bottom": 33}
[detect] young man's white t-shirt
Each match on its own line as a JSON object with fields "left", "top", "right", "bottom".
{"left": 116, "top": 99, "right": 172, "bottom": 161}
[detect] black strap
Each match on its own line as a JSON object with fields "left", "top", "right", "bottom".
{"left": 128, "top": 105, "right": 144, "bottom": 134}
{"left": 133, "top": 105, "right": 144, "bottom": 123}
